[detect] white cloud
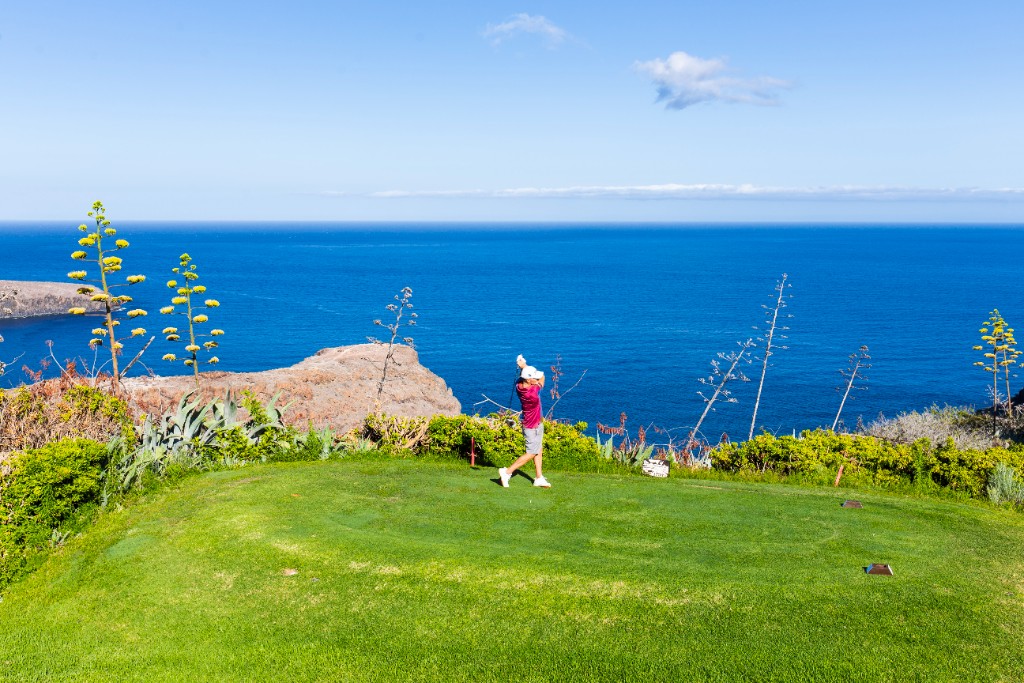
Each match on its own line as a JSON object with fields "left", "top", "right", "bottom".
{"left": 320, "top": 184, "right": 1024, "bottom": 202}
{"left": 634, "top": 51, "right": 791, "bottom": 110}
{"left": 482, "top": 13, "right": 570, "bottom": 48}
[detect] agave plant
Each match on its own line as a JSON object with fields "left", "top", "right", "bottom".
{"left": 596, "top": 432, "right": 617, "bottom": 460}
{"left": 595, "top": 430, "right": 654, "bottom": 466}
{"left": 118, "top": 390, "right": 291, "bottom": 489}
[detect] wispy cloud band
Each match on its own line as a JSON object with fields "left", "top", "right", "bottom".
{"left": 635, "top": 51, "right": 791, "bottom": 110}
{"left": 482, "top": 13, "right": 570, "bottom": 47}
{"left": 321, "top": 184, "right": 1024, "bottom": 202}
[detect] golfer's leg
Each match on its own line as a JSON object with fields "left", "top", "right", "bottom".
{"left": 533, "top": 451, "right": 543, "bottom": 479}
{"left": 507, "top": 452, "right": 535, "bottom": 476}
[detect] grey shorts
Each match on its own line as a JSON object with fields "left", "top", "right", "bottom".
{"left": 523, "top": 424, "right": 544, "bottom": 455}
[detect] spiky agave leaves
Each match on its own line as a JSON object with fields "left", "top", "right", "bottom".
{"left": 119, "top": 391, "right": 293, "bottom": 490}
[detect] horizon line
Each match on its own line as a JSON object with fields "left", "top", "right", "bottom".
{"left": 2, "top": 219, "right": 1024, "bottom": 228}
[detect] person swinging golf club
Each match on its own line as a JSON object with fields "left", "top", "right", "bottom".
{"left": 499, "top": 354, "right": 551, "bottom": 488}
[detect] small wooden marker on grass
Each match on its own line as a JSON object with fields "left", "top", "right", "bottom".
{"left": 865, "top": 563, "right": 894, "bottom": 576}
{"left": 841, "top": 500, "right": 863, "bottom": 508}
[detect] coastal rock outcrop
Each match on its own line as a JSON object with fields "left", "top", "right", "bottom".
{"left": 121, "top": 343, "right": 460, "bottom": 432}
{"left": 0, "top": 280, "right": 106, "bottom": 319}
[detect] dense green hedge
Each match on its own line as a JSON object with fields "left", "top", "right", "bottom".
{"left": 0, "top": 438, "right": 109, "bottom": 590}
{"left": 425, "top": 415, "right": 609, "bottom": 472}
{"left": 710, "top": 430, "right": 1024, "bottom": 497}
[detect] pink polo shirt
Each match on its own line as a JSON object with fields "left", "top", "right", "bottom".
{"left": 516, "top": 383, "right": 543, "bottom": 429}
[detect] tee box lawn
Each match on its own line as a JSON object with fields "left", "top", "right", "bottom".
{"left": 1, "top": 458, "right": 1022, "bottom": 682}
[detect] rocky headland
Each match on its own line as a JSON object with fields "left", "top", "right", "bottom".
{"left": 122, "top": 343, "right": 460, "bottom": 432}
{"left": 0, "top": 280, "right": 107, "bottom": 319}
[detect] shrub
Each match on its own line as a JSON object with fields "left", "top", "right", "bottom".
{"left": 538, "top": 420, "right": 603, "bottom": 472}
{"left": 425, "top": 414, "right": 522, "bottom": 467}
{"left": 710, "top": 429, "right": 1024, "bottom": 498}
{"left": 365, "top": 413, "right": 430, "bottom": 452}
{"left": 0, "top": 379, "right": 133, "bottom": 454}
{"left": 862, "top": 406, "right": 1004, "bottom": 451}
{"left": 930, "top": 440, "right": 1024, "bottom": 498}
{"left": 988, "top": 462, "right": 1024, "bottom": 506}
{"left": 424, "top": 414, "right": 605, "bottom": 472}
{"left": 0, "top": 438, "right": 109, "bottom": 590}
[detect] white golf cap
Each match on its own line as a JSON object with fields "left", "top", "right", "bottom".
{"left": 521, "top": 366, "right": 544, "bottom": 380}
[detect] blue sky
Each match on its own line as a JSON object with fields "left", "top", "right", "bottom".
{"left": 3, "top": 1, "right": 1024, "bottom": 222}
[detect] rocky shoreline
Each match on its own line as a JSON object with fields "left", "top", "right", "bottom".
{"left": 0, "top": 280, "right": 107, "bottom": 319}
{"left": 122, "top": 343, "right": 460, "bottom": 432}
{"left": 0, "top": 281, "right": 460, "bottom": 430}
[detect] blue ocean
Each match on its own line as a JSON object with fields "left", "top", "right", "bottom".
{"left": 1, "top": 223, "right": 1021, "bottom": 441}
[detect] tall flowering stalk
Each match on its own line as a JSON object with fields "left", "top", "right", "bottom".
{"left": 159, "top": 253, "right": 223, "bottom": 388}
{"left": 693, "top": 339, "right": 754, "bottom": 440}
{"left": 367, "top": 286, "right": 417, "bottom": 411}
{"left": 67, "top": 201, "right": 148, "bottom": 389}
{"left": 748, "top": 274, "right": 792, "bottom": 440}
{"left": 973, "top": 309, "right": 1020, "bottom": 414}
{"left": 832, "top": 345, "right": 871, "bottom": 431}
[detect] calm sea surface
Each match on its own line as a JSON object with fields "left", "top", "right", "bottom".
{"left": 1, "top": 223, "right": 1021, "bottom": 440}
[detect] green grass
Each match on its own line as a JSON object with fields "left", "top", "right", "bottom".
{"left": 1, "top": 459, "right": 1023, "bottom": 682}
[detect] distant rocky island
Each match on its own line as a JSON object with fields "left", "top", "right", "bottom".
{"left": 0, "top": 280, "right": 106, "bottom": 319}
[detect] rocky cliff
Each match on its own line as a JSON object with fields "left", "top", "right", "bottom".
{"left": 0, "top": 280, "right": 107, "bottom": 319}
{"left": 122, "top": 343, "right": 460, "bottom": 432}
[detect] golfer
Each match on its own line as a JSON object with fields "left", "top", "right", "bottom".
{"left": 499, "top": 355, "right": 551, "bottom": 488}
